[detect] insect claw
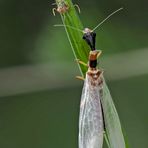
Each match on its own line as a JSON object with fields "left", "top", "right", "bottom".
{"left": 76, "top": 76, "right": 85, "bottom": 81}
{"left": 74, "top": 4, "right": 81, "bottom": 13}
{"left": 75, "top": 59, "right": 88, "bottom": 67}
{"left": 96, "top": 50, "right": 102, "bottom": 58}
{"left": 52, "top": 8, "right": 56, "bottom": 16}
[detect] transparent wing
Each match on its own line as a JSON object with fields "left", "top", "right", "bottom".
{"left": 79, "top": 74, "right": 104, "bottom": 148}
{"left": 101, "top": 80, "right": 126, "bottom": 148}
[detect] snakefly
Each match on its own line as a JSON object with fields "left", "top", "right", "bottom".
{"left": 78, "top": 8, "right": 123, "bottom": 147}
{"left": 79, "top": 8, "right": 123, "bottom": 147}
{"left": 54, "top": 8, "right": 123, "bottom": 148}
{"left": 78, "top": 49, "right": 104, "bottom": 148}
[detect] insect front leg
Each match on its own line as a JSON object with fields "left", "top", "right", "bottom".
{"left": 73, "top": 4, "right": 81, "bottom": 13}
{"left": 75, "top": 59, "right": 87, "bottom": 81}
{"left": 52, "top": 8, "right": 57, "bottom": 16}
{"left": 75, "top": 59, "right": 88, "bottom": 67}
{"left": 96, "top": 50, "right": 102, "bottom": 59}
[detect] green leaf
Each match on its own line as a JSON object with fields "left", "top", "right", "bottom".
{"left": 54, "top": 0, "right": 128, "bottom": 147}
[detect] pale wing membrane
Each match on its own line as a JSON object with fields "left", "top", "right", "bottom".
{"left": 79, "top": 74, "right": 104, "bottom": 148}
{"left": 102, "top": 80, "right": 126, "bottom": 148}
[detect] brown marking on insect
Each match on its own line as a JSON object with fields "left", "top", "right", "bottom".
{"left": 87, "top": 70, "right": 102, "bottom": 79}
{"left": 89, "top": 51, "right": 99, "bottom": 61}
{"left": 89, "top": 50, "right": 102, "bottom": 61}
{"left": 75, "top": 48, "right": 102, "bottom": 83}
{"left": 57, "top": 4, "right": 69, "bottom": 14}
{"left": 87, "top": 69, "right": 103, "bottom": 86}
{"left": 52, "top": 0, "right": 69, "bottom": 16}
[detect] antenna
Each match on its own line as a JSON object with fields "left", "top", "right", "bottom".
{"left": 92, "top": 7, "right": 123, "bottom": 31}
{"left": 54, "top": 24, "right": 83, "bottom": 33}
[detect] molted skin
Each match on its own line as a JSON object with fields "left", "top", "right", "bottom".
{"left": 57, "top": 2, "right": 69, "bottom": 14}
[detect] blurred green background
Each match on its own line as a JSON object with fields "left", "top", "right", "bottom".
{"left": 0, "top": 0, "right": 148, "bottom": 148}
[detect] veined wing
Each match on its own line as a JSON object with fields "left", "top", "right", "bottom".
{"left": 79, "top": 74, "right": 104, "bottom": 148}
{"left": 101, "top": 80, "right": 126, "bottom": 148}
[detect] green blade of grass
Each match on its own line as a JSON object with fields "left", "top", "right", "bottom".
{"left": 54, "top": 0, "right": 128, "bottom": 147}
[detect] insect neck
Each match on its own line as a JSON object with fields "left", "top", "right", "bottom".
{"left": 87, "top": 50, "right": 102, "bottom": 80}
{"left": 88, "top": 50, "right": 98, "bottom": 70}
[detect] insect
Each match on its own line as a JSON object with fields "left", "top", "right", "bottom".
{"left": 54, "top": 7, "right": 123, "bottom": 148}
{"left": 78, "top": 49, "right": 104, "bottom": 148}
{"left": 78, "top": 8, "right": 123, "bottom": 147}
{"left": 52, "top": 0, "right": 80, "bottom": 16}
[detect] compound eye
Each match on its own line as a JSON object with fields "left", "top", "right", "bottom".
{"left": 82, "top": 36, "right": 86, "bottom": 39}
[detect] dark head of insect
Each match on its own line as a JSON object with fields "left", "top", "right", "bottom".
{"left": 82, "top": 8, "right": 123, "bottom": 51}
{"left": 83, "top": 28, "right": 96, "bottom": 51}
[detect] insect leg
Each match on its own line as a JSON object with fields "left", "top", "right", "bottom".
{"left": 73, "top": 4, "right": 81, "bottom": 13}
{"left": 52, "top": 8, "right": 57, "bottom": 16}
{"left": 76, "top": 76, "right": 85, "bottom": 81}
{"left": 75, "top": 59, "right": 88, "bottom": 67}
{"left": 96, "top": 50, "right": 102, "bottom": 59}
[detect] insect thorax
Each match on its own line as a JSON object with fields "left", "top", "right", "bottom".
{"left": 87, "top": 69, "right": 103, "bottom": 87}
{"left": 88, "top": 50, "right": 100, "bottom": 68}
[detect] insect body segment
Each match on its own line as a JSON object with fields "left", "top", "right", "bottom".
{"left": 76, "top": 50, "right": 102, "bottom": 81}
{"left": 88, "top": 50, "right": 101, "bottom": 69}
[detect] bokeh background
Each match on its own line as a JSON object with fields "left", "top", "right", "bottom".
{"left": 0, "top": 0, "right": 148, "bottom": 148}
